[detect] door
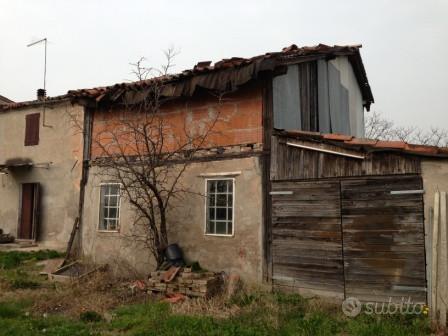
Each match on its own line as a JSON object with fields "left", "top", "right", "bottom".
{"left": 271, "top": 180, "right": 345, "bottom": 299}
{"left": 18, "top": 183, "right": 40, "bottom": 240}
{"left": 341, "top": 176, "right": 427, "bottom": 303}
{"left": 270, "top": 175, "right": 427, "bottom": 303}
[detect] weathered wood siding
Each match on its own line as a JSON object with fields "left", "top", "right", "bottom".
{"left": 341, "top": 176, "right": 426, "bottom": 303}
{"left": 272, "top": 181, "right": 344, "bottom": 298}
{"left": 271, "top": 136, "right": 421, "bottom": 180}
{"left": 298, "top": 62, "right": 318, "bottom": 132}
{"left": 271, "top": 176, "right": 427, "bottom": 303}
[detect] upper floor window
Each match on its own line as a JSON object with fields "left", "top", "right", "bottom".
{"left": 99, "top": 183, "right": 121, "bottom": 231}
{"left": 24, "top": 113, "right": 40, "bottom": 146}
{"left": 205, "top": 179, "right": 234, "bottom": 236}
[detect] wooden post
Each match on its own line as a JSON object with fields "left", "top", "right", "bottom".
{"left": 64, "top": 217, "right": 79, "bottom": 266}
{"left": 439, "top": 192, "right": 447, "bottom": 326}
{"left": 431, "top": 191, "right": 440, "bottom": 321}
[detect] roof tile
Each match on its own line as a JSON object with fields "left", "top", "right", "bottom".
{"left": 278, "top": 130, "right": 448, "bottom": 158}
{"left": 323, "top": 134, "right": 354, "bottom": 141}
{"left": 405, "top": 144, "right": 439, "bottom": 155}
{"left": 345, "top": 138, "right": 378, "bottom": 146}
{"left": 3, "top": 43, "right": 373, "bottom": 111}
{"left": 375, "top": 140, "right": 407, "bottom": 149}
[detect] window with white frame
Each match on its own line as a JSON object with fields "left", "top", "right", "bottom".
{"left": 205, "top": 179, "right": 234, "bottom": 235}
{"left": 99, "top": 183, "right": 121, "bottom": 231}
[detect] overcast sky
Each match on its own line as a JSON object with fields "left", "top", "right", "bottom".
{"left": 0, "top": 0, "right": 446, "bottom": 129}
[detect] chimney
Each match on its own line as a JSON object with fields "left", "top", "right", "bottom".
{"left": 37, "top": 89, "right": 46, "bottom": 101}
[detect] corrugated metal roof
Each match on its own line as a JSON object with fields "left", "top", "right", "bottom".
{"left": 277, "top": 129, "right": 448, "bottom": 158}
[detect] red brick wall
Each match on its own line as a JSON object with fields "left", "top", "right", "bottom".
{"left": 91, "top": 83, "right": 263, "bottom": 158}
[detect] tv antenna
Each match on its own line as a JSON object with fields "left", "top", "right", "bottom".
{"left": 27, "top": 38, "right": 52, "bottom": 127}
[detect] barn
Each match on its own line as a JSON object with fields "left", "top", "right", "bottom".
{"left": 268, "top": 130, "right": 448, "bottom": 309}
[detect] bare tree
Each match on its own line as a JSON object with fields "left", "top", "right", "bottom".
{"left": 365, "top": 110, "right": 395, "bottom": 140}
{"left": 128, "top": 46, "right": 179, "bottom": 81}
{"left": 92, "top": 51, "right": 222, "bottom": 267}
{"left": 365, "top": 111, "right": 448, "bottom": 147}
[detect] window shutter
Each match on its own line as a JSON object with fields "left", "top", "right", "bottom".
{"left": 25, "top": 113, "right": 40, "bottom": 146}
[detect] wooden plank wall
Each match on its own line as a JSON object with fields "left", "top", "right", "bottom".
{"left": 431, "top": 191, "right": 448, "bottom": 326}
{"left": 271, "top": 181, "right": 345, "bottom": 299}
{"left": 270, "top": 136, "right": 421, "bottom": 181}
{"left": 298, "top": 62, "right": 318, "bottom": 132}
{"left": 341, "top": 176, "right": 427, "bottom": 303}
{"left": 271, "top": 176, "right": 427, "bottom": 303}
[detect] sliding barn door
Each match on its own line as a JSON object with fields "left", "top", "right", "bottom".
{"left": 271, "top": 181, "right": 344, "bottom": 299}
{"left": 341, "top": 176, "right": 427, "bottom": 303}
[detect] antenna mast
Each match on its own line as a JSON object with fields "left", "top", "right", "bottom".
{"left": 27, "top": 38, "right": 52, "bottom": 127}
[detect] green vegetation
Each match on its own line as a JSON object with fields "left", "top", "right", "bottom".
{"left": 0, "top": 250, "right": 62, "bottom": 270}
{"left": 79, "top": 310, "right": 103, "bottom": 323}
{"left": 0, "top": 251, "right": 433, "bottom": 336}
{"left": 0, "top": 297, "right": 431, "bottom": 336}
{"left": 0, "top": 250, "right": 62, "bottom": 290}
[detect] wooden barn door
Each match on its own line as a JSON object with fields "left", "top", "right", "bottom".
{"left": 341, "top": 176, "right": 427, "bottom": 303}
{"left": 271, "top": 181, "right": 345, "bottom": 299}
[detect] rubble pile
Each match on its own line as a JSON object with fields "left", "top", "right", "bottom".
{"left": 148, "top": 267, "right": 222, "bottom": 298}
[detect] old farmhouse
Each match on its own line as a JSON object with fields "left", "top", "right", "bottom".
{"left": 1, "top": 44, "right": 448, "bottom": 316}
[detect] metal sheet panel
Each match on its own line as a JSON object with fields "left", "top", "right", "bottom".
{"left": 328, "top": 63, "right": 351, "bottom": 135}
{"left": 273, "top": 65, "right": 301, "bottom": 130}
{"left": 340, "top": 85, "right": 351, "bottom": 135}
{"left": 328, "top": 63, "right": 342, "bottom": 133}
{"left": 317, "top": 60, "right": 331, "bottom": 133}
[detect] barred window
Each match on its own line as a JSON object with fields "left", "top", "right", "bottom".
{"left": 205, "top": 179, "right": 234, "bottom": 236}
{"left": 99, "top": 183, "right": 121, "bottom": 231}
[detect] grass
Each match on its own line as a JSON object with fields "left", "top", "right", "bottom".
{"left": 0, "top": 250, "right": 63, "bottom": 270}
{"left": 0, "top": 250, "right": 435, "bottom": 336}
{"left": 0, "top": 295, "right": 432, "bottom": 336}
{"left": 0, "top": 250, "right": 63, "bottom": 291}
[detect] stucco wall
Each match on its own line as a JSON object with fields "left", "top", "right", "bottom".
{"left": 422, "top": 159, "right": 448, "bottom": 306}
{"left": 0, "top": 102, "right": 84, "bottom": 249}
{"left": 81, "top": 156, "right": 263, "bottom": 283}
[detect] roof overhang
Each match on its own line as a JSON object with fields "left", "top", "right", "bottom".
{"left": 275, "top": 129, "right": 448, "bottom": 159}
{"left": 67, "top": 44, "right": 374, "bottom": 109}
{"left": 0, "top": 159, "right": 34, "bottom": 174}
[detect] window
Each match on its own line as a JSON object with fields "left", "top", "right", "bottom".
{"left": 24, "top": 113, "right": 40, "bottom": 146}
{"left": 205, "top": 179, "right": 234, "bottom": 235}
{"left": 99, "top": 183, "right": 121, "bottom": 231}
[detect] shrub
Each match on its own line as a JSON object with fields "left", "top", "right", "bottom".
{"left": 10, "top": 278, "right": 40, "bottom": 289}
{"left": 79, "top": 311, "right": 102, "bottom": 323}
{"left": 0, "top": 302, "right": 22, "bottom": 319}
